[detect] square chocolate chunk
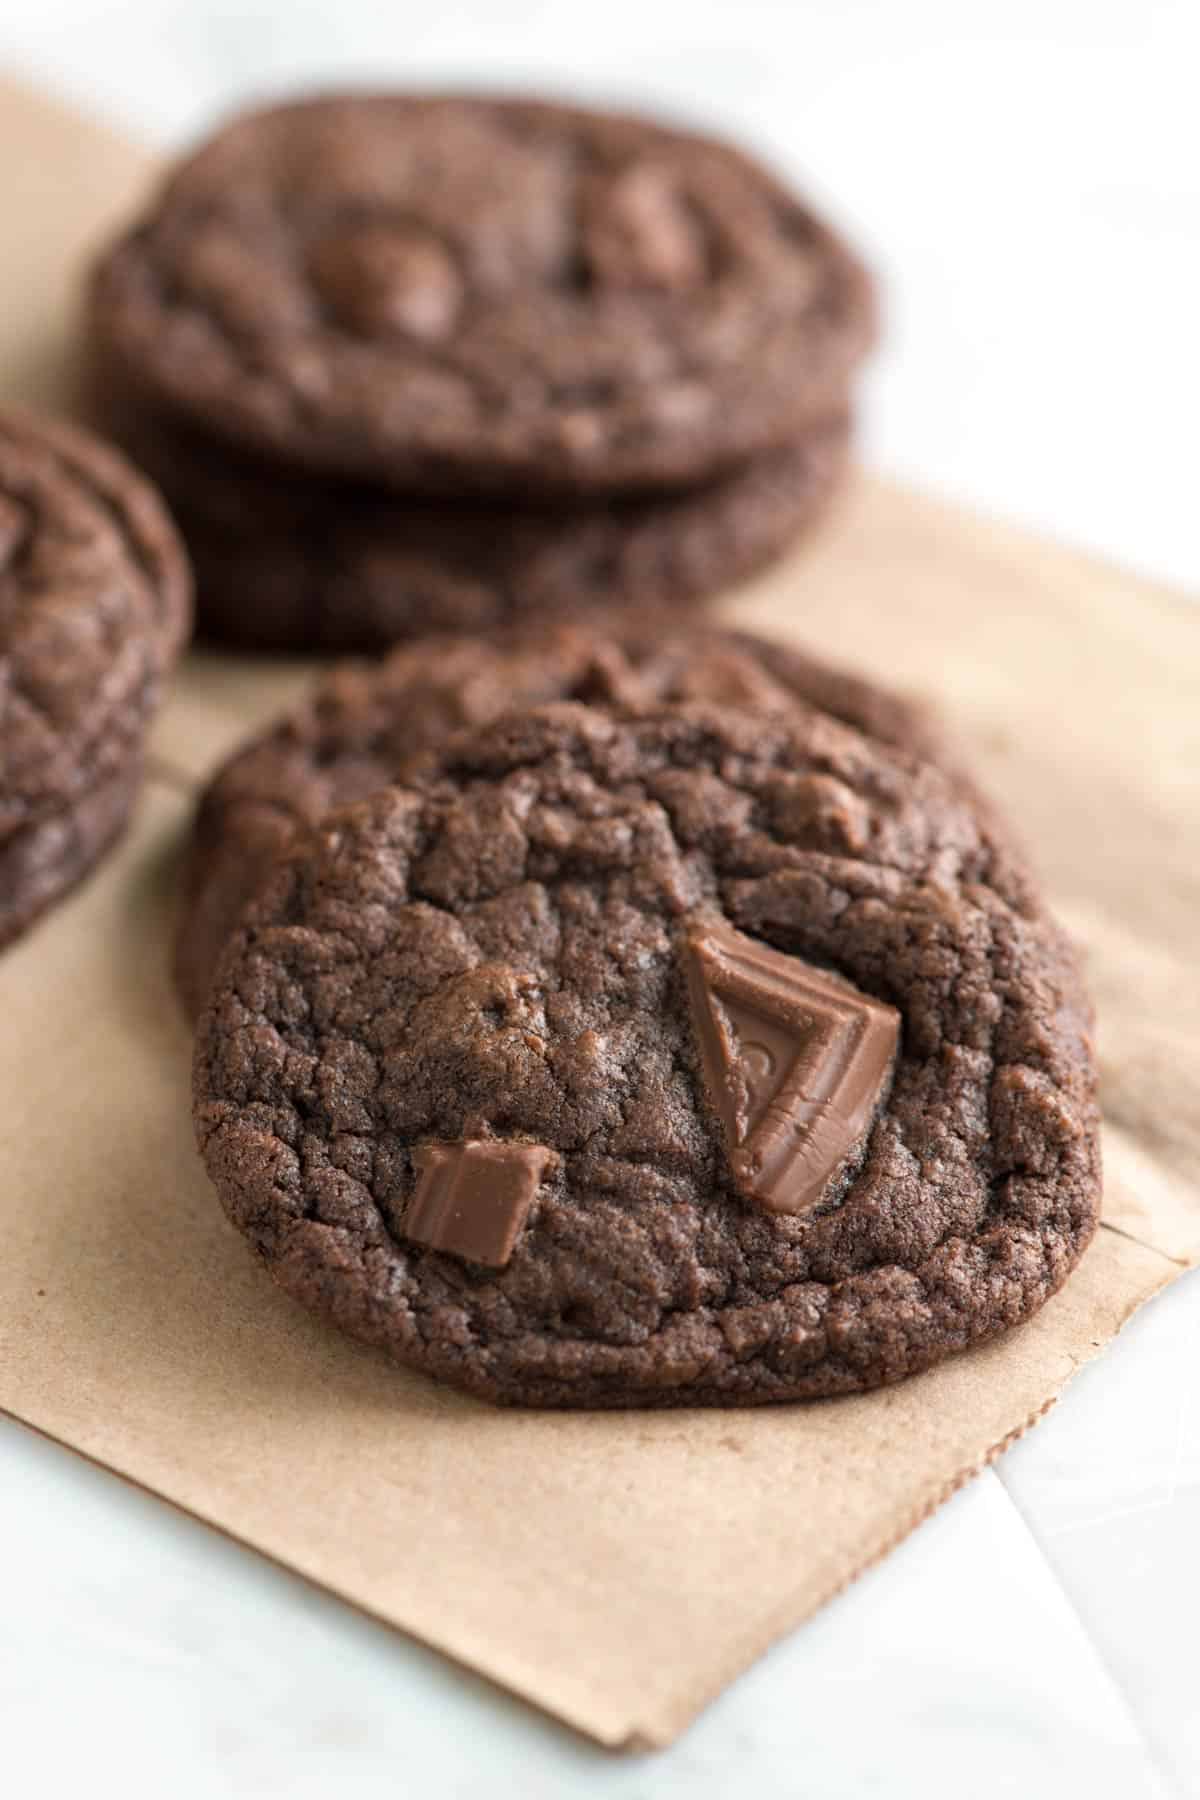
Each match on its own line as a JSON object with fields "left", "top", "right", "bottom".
{"left": 405, "top": 1140, "right": 553, "bottom": 1268}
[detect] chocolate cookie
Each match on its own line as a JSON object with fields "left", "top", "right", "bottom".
{"left": 0, "top": 760, "right": 143, "bottom": 949}
{"left": 92, "top": 384, "right": 849, "bottom": 651}
{"left": 194, "top": 703, "right": 1099, "bottom": 1407}
{"left": 89, "top": 93, "right": 875, "bottom": 496}
{"left": 175, "top": 622, "right": 955, "bottom": 1016}
{"left": 0, "top": 410, "right": 189, "bottom": 940}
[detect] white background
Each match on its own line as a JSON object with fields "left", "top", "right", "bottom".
{"left": 1, "top": 4, "right": 1198, "bottom": 1797}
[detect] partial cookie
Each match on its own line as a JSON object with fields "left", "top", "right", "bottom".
{"left": 194, "top": 702, "right": 1099, "bottom": 1407}
{"left": 89, "top": 92, "right": 875, "bottom": 496}
{"left": 92, "top": 386, "right": 848, "bottom": 651}
{"left": 175, "top": 621, "right": 956, "bottom": 1016}
{"left": 0, "top": 410, "right": 189, "bottom": 938}
{"left": 0, "top": 759, "right": 143, "bottom": 949}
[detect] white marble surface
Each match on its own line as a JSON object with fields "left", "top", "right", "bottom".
{"left": 1, "top": 5, "right": 1197, "bottom": 1796}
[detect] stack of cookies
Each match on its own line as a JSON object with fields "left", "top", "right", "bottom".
{"left": 86, "top": 92, "right": 876, "bottom": 653}
{"left": 0, "top": 410, "right": 189, "bottom": 947}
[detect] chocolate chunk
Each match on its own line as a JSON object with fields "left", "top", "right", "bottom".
{"left": 684, "top": 922, "right": 899, "bottom": 1215}
{"left": 405, "top": 1140, "right": 554, "bottom": 1267}
{"left": 308, "top": 224, "right": 463, "bottom": 341}
{"left": 582, "top": 160, "right": 709, "bottom": 291}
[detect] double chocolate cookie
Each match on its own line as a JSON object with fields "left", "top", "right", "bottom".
{"left": 0, "top": 410, "right": 189, "bottom": 945}
{"left": 89, "top": 386, "right": 849, "bottom": 652}
{"left": 87, "top": 92, "right": 874, "bottom": 652}
{"left": 90, "top": 93, "right": 874, "bottom": 495}
{"left": 193, "top": 702, "right": 1099, "bottom": 1407}
{"left": 175, "top": 621, "right": 955, "bottom": 1016}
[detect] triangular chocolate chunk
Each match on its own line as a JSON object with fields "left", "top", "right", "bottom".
{"left": 684, "top": 923, "right": 900, "bottom": 1216}
{"left": 708, "top": 989, "right": 843, "bottom": 1143}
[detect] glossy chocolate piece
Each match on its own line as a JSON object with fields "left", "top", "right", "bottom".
{"left": 685, "top": 923, "right": 899, "bottom": 1215}
{"left": 405, "top": 1140, "right": 553, "bottom": 1267}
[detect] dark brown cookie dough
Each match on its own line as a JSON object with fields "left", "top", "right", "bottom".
{"left": 194, "top": 702, "right": 1099, "bottom": 1408}
{"left": 88, "top": 92, "right": 875, "bottom": 496}
{"left": 0, "top": 410, "right": 189, "bottom": 935}
{"left": 92, "top": 384, "right": 849, "bottom": 651}
{"left": 175, "top": 621, "right": 956, "bottom": 1017}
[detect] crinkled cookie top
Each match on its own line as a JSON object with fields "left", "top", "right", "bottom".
{"left": 195, "top": 702, "right": 1098, "bottom": 1408}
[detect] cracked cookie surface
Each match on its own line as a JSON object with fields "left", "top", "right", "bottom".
{"left": 0, "top": 408, "right": 189, "bottom": 845}
{"left": 175, "top": 621, "right": 957, "bottom": 1016}
{"left": 89, "top": 93, "right": 874, "bottom": 495}
{"left": 194, "top": 703, "right": 1099, "bottom": 1408}
{"left": 0, "top": 759, "right": 143, "bottom": 948}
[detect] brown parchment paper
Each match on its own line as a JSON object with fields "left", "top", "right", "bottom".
{"left": 0, "top": 76, "right": 1197, "bottom": 1752}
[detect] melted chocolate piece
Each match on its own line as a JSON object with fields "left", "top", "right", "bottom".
{"left": 405, "top": 1140, "right": 554, "bottom": 1267}
{"left": 684, "top": 922, "right": 899, "bottom": 1215}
